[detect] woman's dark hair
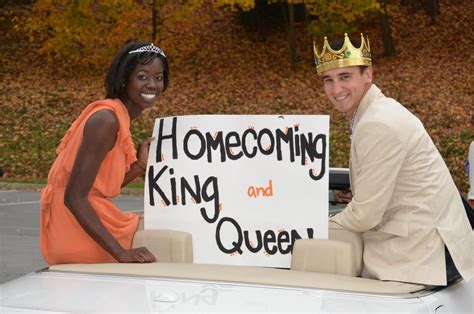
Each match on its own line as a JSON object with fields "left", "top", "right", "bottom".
{"left": 104, "top": 42, "right": 169, "bottom": 99}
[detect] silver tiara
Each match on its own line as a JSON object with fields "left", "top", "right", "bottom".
{"left": 128, "top": 43, "right": 166, "bottom": 57}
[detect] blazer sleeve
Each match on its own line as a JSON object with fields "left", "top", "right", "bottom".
{"left": 330, "top": 121, "right": 407, "bottom": 232}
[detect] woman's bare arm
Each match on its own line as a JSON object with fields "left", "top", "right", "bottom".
{"left": 64, "top": 109, "right": 155, "bottom": 263}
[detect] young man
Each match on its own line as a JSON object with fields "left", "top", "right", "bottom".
{"left": 315, "top": 33, "right": 473, "bottom": 286}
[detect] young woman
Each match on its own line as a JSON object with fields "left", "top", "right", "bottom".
{"left": 40, "top": 42, "right": 169, "bottom": 264}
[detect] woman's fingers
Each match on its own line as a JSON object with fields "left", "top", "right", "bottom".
{"left": 117, "top": 247, "right": 156, "bottom": 263}
{"left": 132, "top": 247, "right": 156, "bottom": 263}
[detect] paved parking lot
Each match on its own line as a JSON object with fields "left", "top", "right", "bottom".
{"left": 0, "top": 189, "right": 144, "bottom": 283}
{"left": 0, "top": 186, "right": 345, "bottom": 285}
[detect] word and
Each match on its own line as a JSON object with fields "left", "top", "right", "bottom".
{"left": 247, "top": 180, "right": 273, "bottom": 198}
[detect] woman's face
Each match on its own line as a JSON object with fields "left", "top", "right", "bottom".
{"left": 124, "top": 58, "right": 165, "bottom": 113}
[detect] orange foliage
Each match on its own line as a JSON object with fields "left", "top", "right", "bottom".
{"left": 22, "top": 0, "right": 151, "bottom": 69}
{"left": 1, "top": 1, "right": 473, "bottom": 194}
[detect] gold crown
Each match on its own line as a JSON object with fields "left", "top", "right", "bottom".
{"left": 313, "top": 33, "right": 371, "bottom": 75}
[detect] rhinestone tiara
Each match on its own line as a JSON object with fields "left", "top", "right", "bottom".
{"left": 129, "top": 43, "right": 166, "bottom": 57}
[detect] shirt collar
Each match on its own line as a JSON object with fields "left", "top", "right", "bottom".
{"left": 351, "top": 84, "right": 381, "bottom": 134}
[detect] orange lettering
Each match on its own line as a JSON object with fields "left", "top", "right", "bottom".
{"left": 247, "top": 180, "right": 273, "bottom": 198}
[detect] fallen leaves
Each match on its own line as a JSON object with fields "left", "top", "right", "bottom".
{"left": 0, "top": 1, "right": 472, "bottom": 194}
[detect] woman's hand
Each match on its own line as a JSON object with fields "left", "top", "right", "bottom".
{"left": 137, "top": 137, "right": 155, "bottom": 166}
{"left": 334, "top": 190, "right": 353, "bottom": 204}
{"left": 116, "top": 247, "right": 156, "bottom": 263}
{"left": 122, "top": 137, "right": 155, "bottom": 186}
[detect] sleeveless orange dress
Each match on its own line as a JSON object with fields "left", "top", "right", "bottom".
{"left": 40, "top": 99, "right": 140, "bottom": 265}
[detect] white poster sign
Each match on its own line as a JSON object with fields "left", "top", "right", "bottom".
{"left": 144, "top": 115, "right": 329, "bottom": 268}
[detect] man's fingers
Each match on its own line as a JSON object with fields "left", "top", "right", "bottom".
{"left": 334, "top": 190, "right": 352, "bottom": 203}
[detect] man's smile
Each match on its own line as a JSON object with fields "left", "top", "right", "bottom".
{"left": 334, "top": 94, "right": 349, "bottom": 101}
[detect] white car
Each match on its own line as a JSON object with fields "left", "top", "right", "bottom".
{"left": 1, "top": 169, "right": 472, "bottom": 313}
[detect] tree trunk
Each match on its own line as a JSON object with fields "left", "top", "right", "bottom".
{"left": 400, "top": 0, "right": 426, "bottom": 13}
{"left": 256, "top": 0, "right": 267, "bottom": 42}
{"left": 425, "top": 0, "right": 439, "bottom": 24}
{"left": 288, "top": 3, "right": 297, "bottom": 67}
{"left": 303, "top": 3, "right": 313, "bottom": 63}
{"left": 379, "top": 0, "right": 396, "bottom": 56}
{"left": 152, "top": 0, "right": 157, "bottom": 42}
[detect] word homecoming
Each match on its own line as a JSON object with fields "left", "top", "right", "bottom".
{"left": 147, "top": 116, "right": 327, "bottom": 256}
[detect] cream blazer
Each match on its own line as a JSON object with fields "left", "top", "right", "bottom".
{"left": 330, "top": 84, "right": 473, "bottom": 286}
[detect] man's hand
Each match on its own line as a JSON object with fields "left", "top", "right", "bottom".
{"left": 116, "top": 247, "right": 156, "bottom": 263}
{"left": 334, "top": 190, "right": 353, "bottom": 204}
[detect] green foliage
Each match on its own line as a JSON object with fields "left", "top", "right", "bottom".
{"left": 19, "top": 0, "right": 380, "bottom": 69}
{"left": 22, "top": 0, "right": 152, "bottom": 69}
{"left": 215, "top": 0, "right": 256, "bottom": 11}
{"left": 214, "top": 0, "right": 380, "bottom": 46}
{"left": 305, "top": 0, "right": 380, "bottom": 38}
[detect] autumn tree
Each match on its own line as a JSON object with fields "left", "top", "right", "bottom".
{"left": 303, "top": 0, "right": 380, "bottom": 38}
{"left": 23, "top": 0, "right": 152, "bottom": 69}
{"left": 379, "top": 0, "right": 395, "bottom": 56}
{"left": 215, "top": 0, "right": 380, "bottom": 65}
{"left": 21, "top": 0, "right": 215, "bottom": 69}
{"left": 400, "top": 0, "right": 440, "bottom": 24}
{"left": 152, "top": 0, "right": 169, "bottom": 42}
{"left": 22, "top": 0, "right": 384, "bottom": 69}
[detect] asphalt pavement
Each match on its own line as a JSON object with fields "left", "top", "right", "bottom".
{"left": 0, "top": 184, "right": 345, "bottom": 285}
{"left": 0, "top": 187, "right": 144, "bottom": 284}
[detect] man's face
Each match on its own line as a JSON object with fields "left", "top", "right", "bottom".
{"left": 322, "top": 66, "right": 372, "bottom": 116}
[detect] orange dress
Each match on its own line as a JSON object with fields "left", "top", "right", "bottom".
{"left": 40, "top": 99, "right": 140, "bottom": 265}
